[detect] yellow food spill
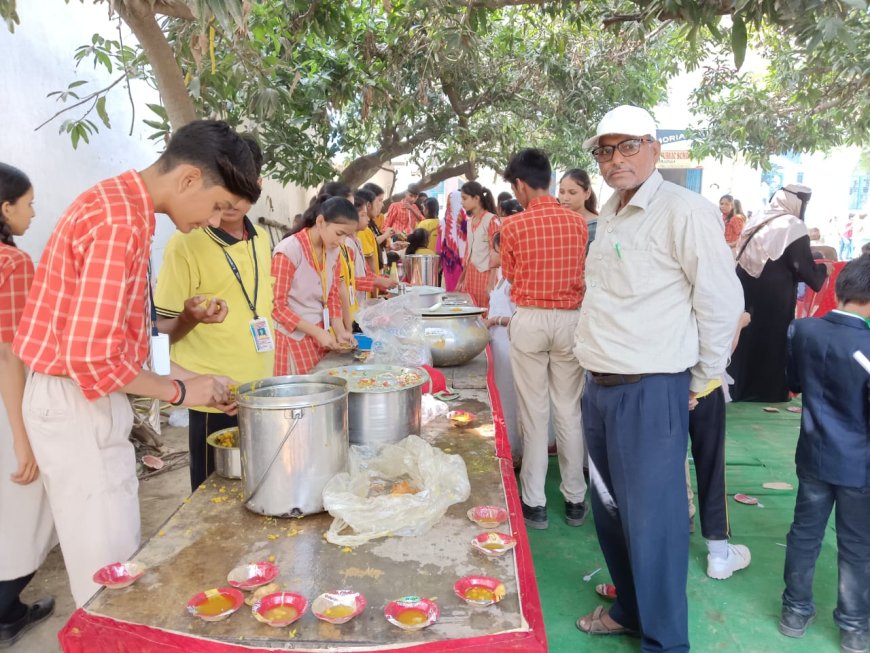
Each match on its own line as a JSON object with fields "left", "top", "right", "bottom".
{"left": 267, "top": 555, "right": 276, "bottom": 563}
{"left": 464, "top": 587, "right": 494, "bottom": 602}
{"left": 342, "top": 566, "right": 384, "bottom": 579}
{"left": 341, "top": 546, "right": 353, "bottom": 553}
{"left": 323, "top": 604, "right": 355, "bottom": 619}
{"left": 267, "top": 534, "right": 280, "bottom": 541}
{"left": 211, "top": 496, "right": 229, "bottom": 504}
{"left": 263, "top": 605, "right": 298, "bottom": 622}
{"left": 286, "top": 528, "right": 303, "bottom": 537}
{"left": 195, "top": 593, "right": 235, "bottom": 616}
{"left": 212, "top": 431, "right": 237, "bottom": 448}
{"left": 396, "top": 609, "right": 428, "bottom": 626}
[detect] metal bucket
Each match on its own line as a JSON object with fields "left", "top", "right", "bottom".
{"left": 403, "top": 254, "right": 441, "bottom": 287}
{"left": 236, "top": 375, "right": 348, "bottom": 517}
{"left": 326, "top": 365, "right": 428, "bottom": 447}
{"left": 206, "top": 427, "right": 242, "bottom": 479}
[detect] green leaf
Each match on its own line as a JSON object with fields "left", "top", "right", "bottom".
{"left": 68, "top": 79, "right": 88, "bottom": 89}
{"left": 96, "top": 96, "right": 110, "bottom": 128}
{"left": 731, "top": 15, "right": 747, "bottom": 70}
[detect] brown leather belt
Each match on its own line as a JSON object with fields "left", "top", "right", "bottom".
{"left": 589, "top": 371, "right": 647, "bottom": 387}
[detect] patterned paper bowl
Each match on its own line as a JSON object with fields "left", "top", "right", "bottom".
{"left": 227, "top": 562, "right": 279, "bottom": 591}
{"left": 448, "top": 410, "right": 476, "bottom": 425}
{"left": 471, "top": 531, "right": 517, "bottom": 557}
{"left": 312, "top": 590, "right": 367, "bottom": 624}
{"left": 92, "top": 561, "right": 146, "bottom": 589}
{"left": 467, "top": 505, "right": 508, "bottom": 529}
{"left": 187, "top": 587, "right": 244, "bottom": 622}
{"left": 252, "top": 592, "right": 307, "bottom": 627}
{"left": 384, "top": 596, "right": 439, "bottom": 630}
{"left": 454, "top": 576, "right": 507, "bottom": 606}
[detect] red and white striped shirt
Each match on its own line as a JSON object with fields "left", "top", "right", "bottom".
{"left": 13, "top": 170, "right": 155, "bottom": 400}
{"left": 383, "top": 200, "right": 424, "bottom": 236}
{"left": 0, "top": 243, "right": 34, "bottom": 343}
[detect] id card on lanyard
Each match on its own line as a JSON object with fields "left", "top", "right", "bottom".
{"left": 340, "top": 244, "right": 356, "bottom": 305}
{"left": 147, "top": 264, "right": 171, "bottom": 375}
{"left": 219, "top": 233, "right": 275, "bottom": 353}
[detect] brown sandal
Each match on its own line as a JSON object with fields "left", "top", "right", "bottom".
{"left": 576, "top": 605, "right": 637, "bottom": 636}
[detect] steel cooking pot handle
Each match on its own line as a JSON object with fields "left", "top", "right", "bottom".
{"left": 246, "top": 408, "right": 303, "bottom": 504}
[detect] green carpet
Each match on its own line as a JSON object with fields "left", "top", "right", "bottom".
{"left": 529, "top": 400, "right": 845, "bottom": 652}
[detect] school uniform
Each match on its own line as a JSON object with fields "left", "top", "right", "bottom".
{"left": 12, "top": 170, "right": 153, "bottom": 607}
{"left": 463, "top": 211, "right": 499, "bottom": 311}
{"left": 341, "top": 236, "right": 377, "bottom": 324}
{"left": 0, "top": 244, "right": 56, "bottom": 619}
{"left": 154, "top": 218, "right": 275, "bottom": 491}
{"left": 272, "top": 230, "right": 342, "bottom": 375}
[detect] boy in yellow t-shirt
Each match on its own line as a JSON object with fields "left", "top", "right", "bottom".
{"left": 155, "top": 209, "right": 275, "bottom": 491}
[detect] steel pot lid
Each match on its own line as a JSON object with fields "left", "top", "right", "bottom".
{"left": 388, "top": 285, "right": 443, "bottom": 296}
{"left": 236, "top": 374, "right": 347, "bottom": 409}
{"left": 420, "top": 306, "right": 486, "bottom": 317}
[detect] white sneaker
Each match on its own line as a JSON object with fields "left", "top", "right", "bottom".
{"left": 706, "top": 543, "right": 751, "bottom": 580}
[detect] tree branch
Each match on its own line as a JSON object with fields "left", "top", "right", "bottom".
{"left": 34, "top": 75, "right": 126, "bottom": 131}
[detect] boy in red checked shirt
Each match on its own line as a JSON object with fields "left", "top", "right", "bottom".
{"left": 12, "top": 120, "right": 261, "bottom": 608}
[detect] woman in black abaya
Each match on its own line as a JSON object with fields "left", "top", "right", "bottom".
{"left": 728, "top": 185, "right": 827, "bottom": 402}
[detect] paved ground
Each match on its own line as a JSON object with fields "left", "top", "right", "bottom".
{"left": 15, "top": 424, "right": 191, "bottom": 652}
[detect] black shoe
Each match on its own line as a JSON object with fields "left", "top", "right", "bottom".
{"left": 689, "top": 515, "right": 696, "bottom": 534}
{"left": 521, "top": 501, "right": 548, "bottom": 529}
{"left": 841, "top": 629, "right": 869, "bottom": 653}
{"left": 0, "top": 597, "right": 55, "bottom": 649}
{"left": 565, "top": 500, "right": 589, "bottom": 527}
{"left": 778, "top": 607, "right": 815, "bottom": 638}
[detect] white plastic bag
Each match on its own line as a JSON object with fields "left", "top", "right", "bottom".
{"left": 356, "top": 294, "right": 432, "bottom": 368}
{"left": 421, "top": 394, "right": 449, "bottom": 425}
{"left": 322, "top": 435, "right": 470, "bottom": 547}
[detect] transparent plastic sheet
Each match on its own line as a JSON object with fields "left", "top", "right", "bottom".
{"left": 356, "top": 294, "right": 432, "bottom": 368}
{"left": 322, "top": 435, "right": 470, "bottom": 547}
{"left": 421, "top": 393, "right": 449, "bottom": 424}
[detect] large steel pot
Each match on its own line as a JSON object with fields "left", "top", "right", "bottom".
{"left": 206, "top": 427, "right": 242, "bottom": 479}
{"left": 236, "top": 375, "right": 348, "bottom": 517}
{"left": 388, "top": 284, "right": 444, "bottom": 310}
{"left": 325, "top": 365, "right": 428, "bottom": 447}
{"left": 421, "top": 307, "right": 490, "bottom": 367}
{"left": 402, "top": 254, "right": 441, "bottom": 287}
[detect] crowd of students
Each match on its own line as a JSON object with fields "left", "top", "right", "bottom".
{"left": 0, "top": 110, "right": 867, "bottom": 653}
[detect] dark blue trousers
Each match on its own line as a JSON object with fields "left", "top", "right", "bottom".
{"left": 783, "top": 474, "right": 870, "bottom": 634}
{"left": 583, "top": 371, "right": 691, "bottom": 653}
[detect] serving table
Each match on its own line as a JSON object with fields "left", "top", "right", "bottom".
{"left": 59, "top": 349, "right": 546, "bottom": 652}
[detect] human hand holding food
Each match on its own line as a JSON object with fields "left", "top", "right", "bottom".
{"left": 314, "top": 328, "right": 340, "bottom": 351}
{"left": 182, "top": 295, "right": 229, "bottom": 325}
{"left": 181, "top": 375, "right": 232, "bottom": 410}
{"left": 374, "top": 276, "right": 398, "bottom": 290}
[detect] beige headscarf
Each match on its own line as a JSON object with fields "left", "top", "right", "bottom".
{"left": 736, "top": 184, "right": 812, "bottom": 278}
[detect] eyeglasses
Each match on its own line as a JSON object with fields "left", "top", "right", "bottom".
{"left": 591, "top": 138, "right": 652, "bottom": 163}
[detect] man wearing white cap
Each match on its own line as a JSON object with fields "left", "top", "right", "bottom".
{"left": 573, "top": 105, "right": 743, "bottom": 652}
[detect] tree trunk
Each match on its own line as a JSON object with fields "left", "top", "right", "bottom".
{"left": 117, "top": 0, "right": 198, "bottom": 129}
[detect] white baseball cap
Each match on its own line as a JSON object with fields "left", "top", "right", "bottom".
{"left": 582, "top": 105, "right": 658, "bottom": 149}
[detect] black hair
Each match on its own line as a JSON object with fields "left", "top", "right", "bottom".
{"left": 863, "top": 242, "right": 870, "bottom": 256}
{"left": 158, "top": 120, "right": 261, "bottom": 203}
{"left": 561, "top": 168, "right": 598, "bottom": 215}
{"left": 405, "top": 228, "right": 429, "bottom": 255}
{"left": 362, "top": 182, "right": 384, "bottom": 198}
{"left": 460, "top": 181, "right": 497, "bottom": 214}
{"left": 354, "top": 188, "right": 375, "bottom": 210}
{"left": 499, "top": 199, "right": 523, "bottom": 216}
{"left": 386, "top": 251, "right": 401, "bottom": 267}
{"left": 835, "top": 254, "right": 870, "bottom": 305}
{"left": 0, "top": 163, "right": 32, "bottom": 247}
{"left": 241, "top": 134, "right": 264, "bottom": 173}
{"left": 318, "top": 181, "right": 352, "bottom": 200}
{"left": 407, "top": 183, "right": 421, "bottom": 196}
{"left": 424, "top": 197, "right": 439, "bottom": 220}
{"left": 492, "top": 231, "right": 501, "bottom": 253}
{"left": 290, "top": 196, "right": 358, "bottom": 235}
{"left": 504, "top": 148, "right": 551, "bottom": 190}
{"left": 497, "top": 191, "right": 513, "bottom": 204}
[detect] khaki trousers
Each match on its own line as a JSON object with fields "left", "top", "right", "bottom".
{"left": 509, "top": 307, "right": 587, "bottom": 507}
{"left": 22, "top": 373, "right": 140, "bottom": 607}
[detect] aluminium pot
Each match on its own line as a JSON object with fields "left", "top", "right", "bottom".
{"left": 421, "top": 306, "right": 490, "bottom": 367}
{"left": 236, "top": 375, "right": 348, "bottom": 517}
{"left": 325, "top": 365, "right": 429, "bottom": 447}
{"left": 388, "top": 284, "right": 444, "bottom": 310}
{"left": 402, "top": 254, "right": 441, "bottom": 287}
{"left": 206, "top": 427, "right": 242, "bottom": 479}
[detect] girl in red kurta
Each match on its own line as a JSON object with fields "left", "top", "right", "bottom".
{"left": 720, "top": 194, "right": 747, "bottom": 251}
{"left": 457, "top": 181, "right": 500, "bottom": 311}
{"left": 272, "top": 197, "right": 358, "bottom": 375}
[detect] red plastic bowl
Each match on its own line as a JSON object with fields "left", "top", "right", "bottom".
{"left": 384, "top": 596, "right": 439, "bottom": 630}
{"left": 227, "top": 561, "right": 279, "bottom": 590}
{"left": 312, "top": 590, "right": 366, "bottom": 624}
{"left": 92, "top": 562, "right": 146, "bottom": 589}
{"left": 187, "top": 587, "right": 244, "bottom": 622}
{"left": 252, "top": 592, "right": 308, "bottom": 627}
{"left": 454, "top": 576, "right": 506, "bottom": 606}
{"left": 466, "top": 505, "right": 508, "bottom": 529}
